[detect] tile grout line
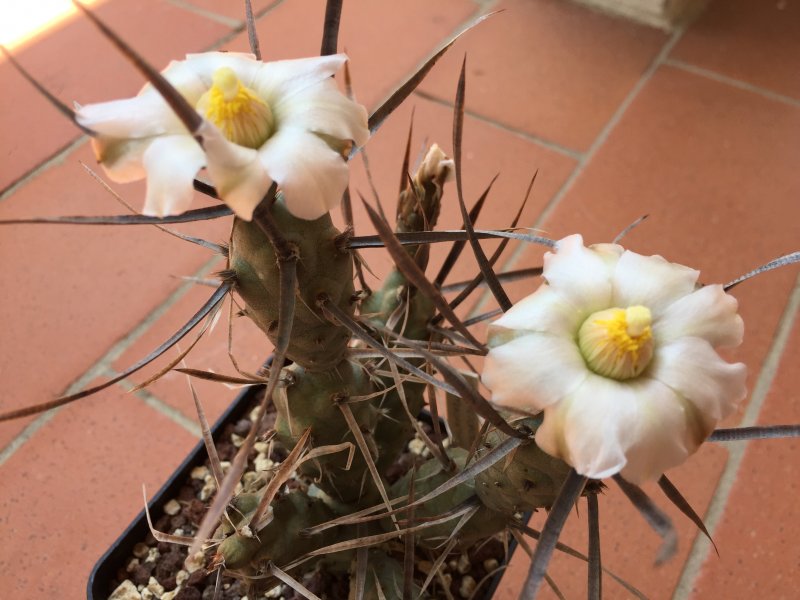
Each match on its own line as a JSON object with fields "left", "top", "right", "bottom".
{"left": 110, "top": 370, "right": 203, "bottom": 438}
{"left": 366, "top": 0, "right": 500, "bottom": 127}
{"left": 0, "top": 255, "right": 223, "bottom": 467}
{"left": 164, "top": 0, "right": 243, "bottom": 28}
{"left": 412, "top": 88, "right": 584, "bottom": 161}
{"left": 466, "top": 24, "right": 686, "bottom": 318}
{"left": 673, "top": 272, "right": 800, "bottom": 600}
{"left": 664, "top": 58, "right": 800, "bottom": 110}
{"left": 527, "top": 24, "right": 686, "bottom": 235}
{"left": 176, "top": 0, "right": 286, "bottom": 52}
{"left": 0, "top": 136, "right": 86, "bottom": 202}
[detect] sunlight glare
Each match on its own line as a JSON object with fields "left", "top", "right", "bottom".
{"left": 0, "top": 0, "right": 103, "bottom": 50}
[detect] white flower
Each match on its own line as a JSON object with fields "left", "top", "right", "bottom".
{"left": 76, "top": 52, "right": 369, "bottom": 221}
{"left": 481, "top": 234, "right": 747, "bottom": 484}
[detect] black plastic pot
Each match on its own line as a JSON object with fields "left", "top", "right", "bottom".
{"left": 87, "top": 384, "right": 517, "bottom": 599}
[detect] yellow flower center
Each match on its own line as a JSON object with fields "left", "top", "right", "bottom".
{"left": 196, "top": 67, "right": 274, "bottom": 149}
{"left": 578, "top": 305, "right": 654, "bottom": 380}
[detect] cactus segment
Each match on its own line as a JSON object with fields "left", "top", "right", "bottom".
{"left": 389, "top": 448, "right": 508, "bottom": 548}
{"left": 474, "top": 419, "right": 578, "bottom": 515}
{"left": 349, "top": 549, "right": 429, "bottom": 599}
{"left": 274, "top": 360, "right": 381, "bottom": 503}
{"left": 229, "top": 194, "right": 355, "bottom": 372}
{"left": 215, "top": 490, "right": 336, "bottom": 572}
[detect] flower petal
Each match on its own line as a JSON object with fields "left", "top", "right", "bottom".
{"left": 200, "top": 122, "right": 272, "bottom": 221}
{"left": 275, "top": 78, "right": 369, "bottom": 147}
{"left": 77, "top": 94, "right": 183, "bottom": 139}
{"left": 653, "top": 284, "right": 744, "bottom": 348}
{"left": 535, "top": 375, "right": 692, "bottom": 482}
{"left": 76, "top": 52, "right": 261, "bottom": 139}
{"left": 612, "top": 250, "right": 699, "bottom": 313}
{"left": 252, "top": 54, "right": 348, "bottom": 105}
{"left": 544, "top": 235, "right": 620, "bottom": 315}
{"left": 650, "top": 337, "right": 747, "bottom": 424}
{"left": 483, "top": 332, "right": 589, "bottom": 414}
{"left": 90, "top": 136, "right": 149, "bottom": 183}
{"left": 616, "top": 379, "right": 693, "bottom": 484}
{"left": 141, "top": 135, "right": 206, "bottom": 216}
{"left": 489, "top": 285, "right": 584, "bottom": 339}
{"left": 258, "top": 127, "right": 349, "bottom": 220}
{"left": 535, "top": 375, "right": 632, "bottom": 480}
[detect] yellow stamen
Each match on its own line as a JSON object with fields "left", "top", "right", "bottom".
{"left": 578, "top": 305, "right": 654, "bottom": 380}
{"left": 196, "top": 67, "right": 273, "bottom": 149}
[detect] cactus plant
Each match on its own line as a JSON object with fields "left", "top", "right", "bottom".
{"left": 1, "top": 2, "right": 799, "bottom": 599}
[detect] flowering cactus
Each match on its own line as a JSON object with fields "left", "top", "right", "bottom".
{"left": 482, "top": 234, "right": 748, "bottom": 484}
{"left": 1, "top": 2, "right": 798, "bottom": 599}
{"left": 76, "top": 52, "right": 369, "bottom": 220}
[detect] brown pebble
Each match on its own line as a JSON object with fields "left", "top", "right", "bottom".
{"left": 233, "top": 418, "right": 251, "bottom": 436}
{"left": 161, "top": 574, "right": 178, "bottom": 592}
{"left": 185, "top": 499, "right": 206, "bottom": 525}
{"left": 156, "top": 549, "right": 185, "bottom": 581}
{"left": 175, "top": 587, "right": 202, "bottom": 600}
{"left": 179, "top": 484, "right": 199, "bottom": 502}
{"left": 170, "top": 514, "right": 187, "bottom": 529}
{"left": 131, "top": 562, "right": 154, "bottom": 586}
{"left": 186, "top": 569, "right": 207, "bottom": 587}
{"left": 155, "top": 514, "right": 172, "bottom": 531}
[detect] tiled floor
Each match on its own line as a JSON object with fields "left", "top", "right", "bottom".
{"left": 0, "top": 1, "right": 798, "bottom": 598}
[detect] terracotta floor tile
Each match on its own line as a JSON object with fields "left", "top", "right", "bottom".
{"left": 173, "top": 0, "right": 278, "bottom": 22}
{"left": 344, "top": 97, "right": 577, "bottom": 289}
{"left": 0, "top": 142, "right": 231, "bottom": 448}
{"left": 0, "top": 386, "right": 196, "bottom": 599}
{"left": 416, "top": 0, "right": 667, "bottom": 152}
{"left": 498, "top": 65, "right": 800, "bottom": 597}
{"left": 220, "top": 0, "right": 478, "bottom": 111}
{"left": 671, "top": 0, "right": 800, "bottom": 101}
{"left": 691, "top": 315, "right": 800, "bottom": 599}
{"left": 538, "top": 64, "right": 800, "bottom": 376}
{"left": 112, "top": 281, "right": 270, "bottom": 423}
{"left": 0, "top": 0, "right": 232, "bottom": 192}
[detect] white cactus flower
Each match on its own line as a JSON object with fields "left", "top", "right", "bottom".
{"left": 76, "top": 52, "right": 369, "bottom": 221}
{"left": 481, "top": 234, "right": 747, "bottom": 484}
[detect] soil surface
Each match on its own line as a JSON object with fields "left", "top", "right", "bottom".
{"left": 107, "top": 391, "right": 509, "bottom": 600}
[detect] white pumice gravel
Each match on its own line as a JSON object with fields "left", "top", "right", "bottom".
{"left": 147, "top": 576, "right": 164, "bottom": 598}
{"left": 190, "top": 465, "right": 209, "bottom": 480}
{"left": 408, "top": 438, "right": 426, "bottom": 456}
{"left": 184, "top": 551, "right": 204, "bottom": 573}
{"left": 459, "top": 575, "right": 476, "bottom": 598}
{"left": 199, "top": 477, "right": 217, "bottom": 501}
{"left": 456, "top": 553, "right": 471, "bottom": 575}
{"left": 255, "top": 452, "right": 274, "bottom": 472}
{"left": 109, "top": 579, "right": 141, "bottom": 600}
{"left": 163, "top": 499, "right": 181, "bottom": 516}
{"left": 145, "top": 547, "right": 160, "bottom": 564}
